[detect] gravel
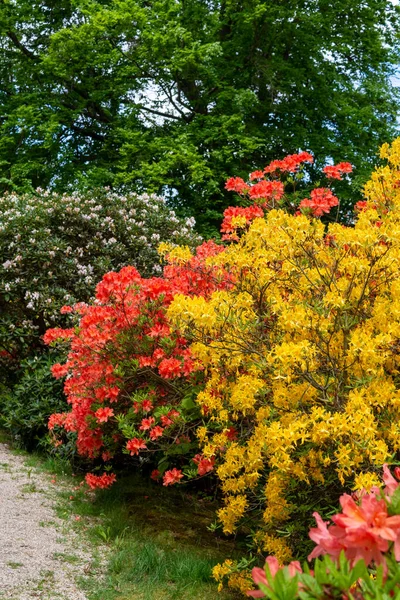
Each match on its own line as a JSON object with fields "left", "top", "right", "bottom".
{"left": 0, "top": 443, "right": 93, "bottom": 600}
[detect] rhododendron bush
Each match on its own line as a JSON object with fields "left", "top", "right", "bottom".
{"left": 0, "top": 188, "right": 200, "bottom": 382}
{"left": 47, "top": 140, "right": 400, "bottom": 596}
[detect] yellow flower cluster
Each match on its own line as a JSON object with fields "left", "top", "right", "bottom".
{"left": 213, "top": 560, "right": 253, "bottom": 594}
{"left": 157, "top": 242, "right": 193, "bottom": 264}
{"left": 167, "top": 140, "right": 400, "bottom": 591}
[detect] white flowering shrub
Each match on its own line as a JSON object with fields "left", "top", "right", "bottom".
{"left": 0, "top": 188, "right": 201, "bottom": 381}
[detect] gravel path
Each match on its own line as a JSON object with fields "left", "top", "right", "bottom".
{"left": 0, "top": 443, "right": 93, "bottom": 600}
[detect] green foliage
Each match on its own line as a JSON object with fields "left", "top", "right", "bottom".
{"left": 1, "top": 0, "right": 399, "bottom": 232}
{"left": 0, "top": 352, "right": 68, "bottom": 451}
{"left": 0, "top": 187, "right": 200, "bottom": 382}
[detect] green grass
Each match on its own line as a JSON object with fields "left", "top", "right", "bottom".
{"left": 7, "top": 561, "right": 23, "bottom": 569}
{"left": 3, "top": 441, "right": 243, "bottom": 600}
{"left": 69, "top": 473, "right": 243, "bottom": 600}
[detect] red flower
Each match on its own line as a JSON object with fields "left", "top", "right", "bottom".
{"left": 192, "top": 454, "right": 215, "bottom": 476}
{"left": 141, "top": 399, "right": 154, "bottom": 413}
{"left": 150, "top": 469, "right": 160, "bottom": 480}
{"left": 60, "top": 305, "right": 74, "bottom": 314}
{"left": 148, "top": 323, "right": 170, "bottom": 338}
{"left": 160, "top": 414, "right": 173, "bottom": 427}
{"left": 299, "top": 188, "right": 339, "bottom": 217}
{"left": 43, "top": 328, "right": 75, "bottom": 344}
{"left": 126, "top": 438, "right": 147, "bottom": 456}
{"left": 48, "top": 413, "right": 67, "bottom": 430}
{"left": 149, "top": 426, "right": 164, "bottom": 440}
{"left": 249, "top": 170, "right": 264, "bottom": 181}
{"left": 221, "top": 205, "right": 264, "bottom": 239}
{"left": 247, "top": 557, "right": 302, "bottom": 598}
{"left": 355, "top": 200, "right": 368, "bottom": 211}
{"left": 138, "top": 356, "right": 154, "bottom": 367}
{"left": 94, "top": 407, "right": 114, "bottom": 423}
{"left": 323, "top": 162, "right": 353, "bottom": 180}
{"left": 308, "top": 511, "right": 346, "bottom": 561}
{"left": 264, "top": 152, "right": 313, "bottom": 174}
{"left": 309, "top": 491, "right": 400, "bottom": 568}
{"left": 168, "top": 409, "right": 180, "bottom": 420}
{"left": 383, "top": 464, "right": 399, "bottom": 497}
{"left": 158, "top": 357, "right": 182, "bottom": 379}
{"left": 139, "top": 417, "right": 155, "bottom": 431}
{"left": 225, "top": 177, "right": 250, "bottom": 194}
{"left": 163, "top": 468, "right": 184, "bottom": 486}
{"left": 51, "top": 362, "right": 69, "bottom": 379}
{"left": 337, "top": 162, "right": 353, "bottom": 173}
{"left": 248, "top": 180, "right": 284, "bottom": 202}
{"left": 225, "top": 426, "right": 237, "bottom": 441}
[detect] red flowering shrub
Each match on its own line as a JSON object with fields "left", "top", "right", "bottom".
{"left": 45, "top": 241, "right": 231, "bottom": 485}
{"left": 221, "top": 152, "right": 351, "bottom": 241}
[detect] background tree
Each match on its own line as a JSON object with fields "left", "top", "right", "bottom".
{"left": 0, "top": 0, "right": 399, "bottom": 234}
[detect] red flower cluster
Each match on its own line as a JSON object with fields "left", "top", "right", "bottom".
{"left": 224, "top": 152, "right": 347, "bottom": 225}
{"left": 46, "top": 241, "right": 232, "bottom": 482}
{"left": 323, "top": 162, "right": 353, "bottom": 180}
{"left": 220, "top": 205, "right": 264, "bottom": 240}
{"left": 126, "top": 438, "right": 147, "bottom": 455}
{"left": 299, "top": 188, "right": 339, "bottom": 217}
{"left": 43, "top": 328, "right": 75, "bottom": 345}
{"left": 85, "top": 472, "right": 117, "bottom": 489}
{"left": 95, "top": 407, "right": 114, "bottom": 423}
{"left": 248, "top": 467, "right": 400, "bottom": 598}
{"left": 263, "top": 151, "right": 314, "bottom": 174}
{"left": 355, "top": 200, "right": 368, "bottom": 211}
{"left": 192, "top": 454, "right": 215, "bottom": 476}
{"left": 225, "top": 177, "right": 250, "bottom": 194}
{"left": 163, "top": 468, "right": 184, "bottom": 486}
{"left": 149, "top": 426, "right": 164, "bottom": 440}
{"left": 248, "top": 180, "right": 285, "bottom": 203}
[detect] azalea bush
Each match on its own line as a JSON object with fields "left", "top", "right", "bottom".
{"left": 248, "top": 466, "right": 400, "bottom": 599}
{"left": 168, "top": 140, "right": 400, "bottom": 592}
{"left": 46, "top": 140, "right": 400, "bottom": 596}
{"left": 44, "top": 241, "right": 232, "bottom": 487}
{"left": 0, "top": 188, "right": 201, "bottom": 383}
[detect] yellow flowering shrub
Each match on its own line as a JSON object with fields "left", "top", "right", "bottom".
{"left": 167, "top": 141, "right": 400, "bottom": 588}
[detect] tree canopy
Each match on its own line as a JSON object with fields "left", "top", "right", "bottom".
{"left": 1, "top": 0, "right": 399, "bottom": 233}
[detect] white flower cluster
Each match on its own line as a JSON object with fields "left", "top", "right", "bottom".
{"left": 0, "top": 188, "right": 201, "bottom": 352}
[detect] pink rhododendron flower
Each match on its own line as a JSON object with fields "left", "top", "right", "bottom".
{"left": 247, "top": 556, "right": 302, "bottom": 597}
{"left": 309, "top": 487, "right": 400, "bottom": 568}
{"left": 383, "top": 463, "right": 399, "bottom": 497}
